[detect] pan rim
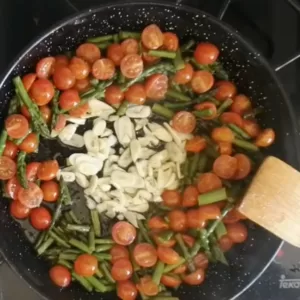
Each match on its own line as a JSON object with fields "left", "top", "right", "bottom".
{"left": 0, "top": 1, "right": 298, "bottom": 300}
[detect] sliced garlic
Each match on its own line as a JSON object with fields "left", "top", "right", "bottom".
{"left": 75, "top": 173, "right": 89, "bottom": 188}
{"left": 92, "top": 119, "right": 106, "bottom": 136}
{"left": 58, "top": 124, "right": 78, "bottom": 141}
{"left": 126, "top": 105, "right": 151, "bottom": 119}
{"left": 130, "top": 139, "right": 141, "bottom": 163}
{"left": 84, "top": 130, "right": 99, "bottom": 153}
{"left": 60, "top": 134, "right": 85, "bottom": 148}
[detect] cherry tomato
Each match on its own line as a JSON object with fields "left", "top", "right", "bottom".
{"left": 172, "top": 111, "right": 196, "bottom": 134}
{"left": 162, "top": 190, "right": 181, "bottom": 207}
{"left": 112, "top": 221, "right": 137, "bottom": 246}
{"left": 193, "top": 253, "right": 209, "bottom": 269}
{"left": 54, "top": 55, "right": 69, "bottom": 70}
{"left": 223, "top": 208, "right": 246, "bottom": 224}
{"left": 0, "top": 156, "right": 16, "bottom": 180}
{"left": 185, "top": 136, "right": 207, "bottom": 153}
{"left": 107, "top": 44, "right": 125, "bottom": 66}
{"left": 168, "top": 210, "right": 187, "bottom": 232}
{"left": 148, "top": 216, "right": 169, "bottom": 231}
{"left": 26, "top": 162, "right": 41, "bottom": 181}
{"left": 92, "top": 58, "right": 116, "bottom": 80}
{"left": 255, "top": 128, "right": 275, "bottom": 147}
{"left": 173, "top": 63, "right": 194, "bottom": 85}
{"left": 198, "top": 204, "right": 221, "bottom": 220}
{"left": 19, "top": 133, "right": 39, "bottom": 153}
{"left": 111, "top": 258, "right": 133, "bottom": 281}
{"left": 220, "top": 112, "right": 243, "bottom": 127}
{"left": 144, "top": 74, "right": 168, "bottom": 101}
{"left": 197, "top": 172, "right": 222, "bottom": 194}
{"left": 142, "top": 51, "right": 160, "bottom": 65}
{"left": 121, "top": 39, "right": 139, "bottom": 55}
{"left": 191, "top": 70, "right": 214, "bottom": 94}
{"left": 186, "top": 208, "right": 207, "bottom": 229}
{"left": 76, "top": 43, "right": 101, "bottom": 64}
{"left": 217, "top": 142, "right": 232, "bottom": 155}
{"left": 226, "top": 222, "right": 248, "bottom": 243}
{"left": 194, "top": 42, "right": 219, "bottom": 65}
{"left": 183, "top": 269, "right": 205, "bottom": 285}
{"left": 69, "top": 57, "right": 90, "bottom": 80}
{"left": 213, "top": 154, "right": 238, "bottom": 179}
{"left": 218, "top": 235, "right": 233, "bottom": 252}
{"left": 30, "top": 207, "right": 52, "bottom": 230}
{"left": 211, "top": 127, "right": 234, "bottom": 143}
{"left": 69, "top": 103, "right": 89, "bottom": 118}
{"left": 152, "top": 235, "right": 176, "bottom": 248}
{"left": 74, "top": 78, "right": 90, "bottom": 92}
{"left": 137, "top": 275, "right": 159, "bottom": 296}
{"left": 5, "top": 114, "right": 29, "bottom": 139}
{"left": 36, "top": 57, "right": 55, "bottom": 79}
{"left": 37, "top": 160, "right": 59, "bottom": 181}
{"left": 39, "top": 105, "right": 52, "bottom": 123}
{"left": 10, "top": 200, "right": 31, "bottom": 219}
{"left": 243, "top": 120, "right": 260, "bottom": 138}
{"left": 110, "top": 245, "right": 130, "bottom": 264}
{"left": 163, "top": 32, "right": 179, "bottom": 51}
{"left": 105, "top": 85, "right": 125, "bottom": 105}
{"left": 49, "top": 265, "right": 71, "bottom": 288}
{"left": 182, "top": 234, "right": 195, "bottom": 248}
{"left": 74, "top": 254, "right": 98, "bottom": 277}
{"left": 117, "top": 280, "right": 138, "bottom": 300}
{"left": 141, "top": 24, "right": 164, "bottom": 50}
{"left": 3, "top": 141, "right": 18, "bottom": 159}
{"left": 41, "top": 180, "right": 59, "bottom": 202}
{"left": 215, "top": 81, "right": 237, "bottom": 101}
{"left": 59, "top": 89, "right": 81, "bottom": 110}
{"left": 53, "top": 114, "right": 67, "bottom": 133}
{"left": 125, "top": 84, "right": 146, "bottom": 105}
{"left": 6, "top": 177, "right": 21, "bottom": 200}
{"left": 22, "top": 73, "right": 37, "bottom": 91}
{"left": 21, "top": 105, "right": 31, "bottom": 119}
{"left": 194, "top": 102, "right": 217, "bottom": 120}
{"left": 161, "top": 274, "right": 181, "bottom": 288}
{"left": 182, "top": 185, "right": 199, "bottom": 208}
{"left": 53, "top": 67, "right": 76, "bottom": 90}
{"left": 30, "top": 79, "right": 55, "bottom": 106}
{"left": 231, "top": 94, "right": 252, "bottom": 115}
{"left": 172, "top": 264, "right": 187, "bottom": 274}
{"left": 133, "top": 243, "right": 157, "bottom": 267}
{"left": 234, "top": 153, "right": 251, "bottom": 180}
{"left": 120, "top": 54, "right": 144, "bottom": 79}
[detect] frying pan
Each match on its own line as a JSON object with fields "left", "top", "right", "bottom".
{"left": 0, "top": 2, "right": 300, "bottom": 300}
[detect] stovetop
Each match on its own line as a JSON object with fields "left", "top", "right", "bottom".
{"left": 0, "top": 0, "right": 300, "bottom": 299}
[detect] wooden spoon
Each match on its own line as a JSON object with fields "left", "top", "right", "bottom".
{"left": 237, "top": 156, "right": 300, "bottom": 248}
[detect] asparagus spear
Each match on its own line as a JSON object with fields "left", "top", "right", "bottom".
{"left": 17, "top": 151, "right": 28, "bottom": 188}
{"left": 0, "top": 130, "right": 8, "bottom": 156}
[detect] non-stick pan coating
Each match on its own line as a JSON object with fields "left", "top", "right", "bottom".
{"left": 0, "top": 2, "right": 299, "bottom": 300}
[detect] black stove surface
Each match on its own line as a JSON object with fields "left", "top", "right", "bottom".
{"left": 1, "top": 0, "right": 300, "bottom": 299}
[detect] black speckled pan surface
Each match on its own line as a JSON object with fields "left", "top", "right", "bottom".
{"left": 0, "top": 2, "right": 300, "bottom": 300}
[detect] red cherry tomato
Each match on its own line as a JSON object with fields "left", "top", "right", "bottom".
{"left": 120, "top": 54, "right": 144, "bottom": 79}
{"left": 49, "top": 265, "right": 71, "bottom": 288}
{"left": 182, "top": 234, "right": 195, "bottom": 248}
{"left": 191, "top": 71, "right": 214, "bottom": 94}
{"left": 5, "top": 114, "right": 29, "bottom": 139}
{"left": 233, "top": 153, "right": 252, "bottom": 180}
{"left": 92, "top": 58, "right": 116, "bottom": 80}
{"left": 152, "top": 235, "right": 176, "bottom": 248}
{"left": 36, "top": 57, "right": 55, "bottom": 79}
{"left": 54, "top": 55, "right": 69, "bottom": 70}
{"left": 194, "top": 102, "right": 217, "bottom": 120}
{"left": 141, "top": 24, "right": 164, "bottom": 50}
{"left": 30, "top": 79, "right": 55, "bottom": 106}
{"left": 53, "top": 114, "right": 67, "bottom": 133}
{"left": 69, "top": 57, "right": 90, "bottom": 80}
{"left": 18, "top": 182, "right": 43, "bottom": 208}
{"left": 198, "top": 204, "right": 221, "bottom": 220}
{"left": 185, "top": 136, "right": 207, "bottom": 153}
{"left": 121, "top": 39, "right": 139, "bottom": 55}
{"left": 168, "top": 210, "right": 187, "bottom": 232}
{"left": 186, "top": 209, "right": 206, "bottom": 229}
{"left": 110, "top": 245, "right": 130, "bottom": 264}
{"left": 243, "top": 120, "right": 261, "bottom": 138}
{"left": 194, "top": 42, "right": 219, "bottom": 65}
{"left": 111, "top": 258, "right": 133, "bottom": 281}
{"left": 74, "top": 78, "right": 90, "bottom": 92}
{"left": 144, "top": 74, "right": 168, "bottom": 101}
{"left": 183, "top": 269, "right": 205, "bottom": 285}
{"left": 172, "top": 111, "right": 196, "bottom": 134}
{"left": 76, "top": 43, "right": 101, "bottom": 64}
{"left": 39, "top": 105, "right": 52, "bottom": 124}
{"left": 255, "top": 128, "right": 275, "bottom": 147}
{"left": 133, "top": 243, "right": 157, "bottom": 268}
{"left": 162, "top": 190, "right": 181, "bottom": 207}
{"left": 41, "top": 181, "right": 60, "bottom": 202}
{"left": 142, "top": 51, "right": 160, "bottom": 65}
{"left": 19, "top": 133, "right": 39, "bottom": 153}
{"left": 231, "top": 94, "right": 252, "bottom": 115}
{"left": 30, "top": 207, "right": 52, "bottom": 230}
{"left": 163, "top": 32, "right": 179, "bottom": 51}
{"left": 20, "top": 105, "right": 31, "bottom": 119}
{"left": 26, "top": 162, "right": 41, "bottom": 181}
{"left": 0, "top": 156, "right": 17, "bottom": 180}
{"left": 74, "top": 254, "right": 98, "bottom": 277}
{"left": 161, "top": 274, "right": 181, "bottom": 288}
{"left": 223, "top": 209, "right": 246, "bottom": 224}
{"left": 148, "top": 216, "right": 169, "bottom": 231}
{"left": 193, "top": 252, "right": 209, "bottom": 269}
{"left": 173, "top": 63, "right": 194, "bottom": 85}
{"left": 6, "top": 177, "right": 21, "bottom": 200}
{"left": 197, "top": 172, "right": 222, "bottom": 194}
{"left": 22, "top": 73, "right": 37, "bottom": 91}
{"left": 112, "top": 221, "right": 137, "bottom": 246}
{"left": 105, "top": 85, "right": 125, "bottom": 105}
{"left": 226, "top": 222, "right": 248, "bottom": 243}
{"left": 220, "top": 112, "right": 243, "bottom": 128}
{"left": 215, "top": 81, "right": 237, "bottom": 101}
{"left": 69, "top": 103, "right": 89, "bottom": 118}
{"left": 125, "top": 84, "right": 146, "bottom": 105}
{"left": 173, "top": 264, "right": 187, "bottom": 275}
{"left": 107, "top": 44, "right": 125, "bottom": 66}
{"left": 59, "top": 89, "right": 81, "bottom": 111}
{"left": 211, "top": 127, "right": 235, "bottom": 143}
{"left": 218, "top": 235, "right": 233, "bottom": 252}
{"left": 117, "top": 280, "right": 138, "bottom": 300}
{"left": 10, "top": 200, "right": 31, "bottom": 219}
{"left": 37, "top": 160, "right": 59, "bottom": 181}
{"left": 213, "top": 154, "right": 238, "bottom": 179}
{"left": 217, "top": 142, "right": 232, "bottom": 155}
{"left": 53, "top": 67, "right": 76, "bottom": 90}
{"left": 182, "top": 185, "right": 199, "bottom": 207}
{"left": 3, "top": 141, "right": 18, "bottom": 159}
{"left": 137, "top": 275, "right": 159, "bottom": 297}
